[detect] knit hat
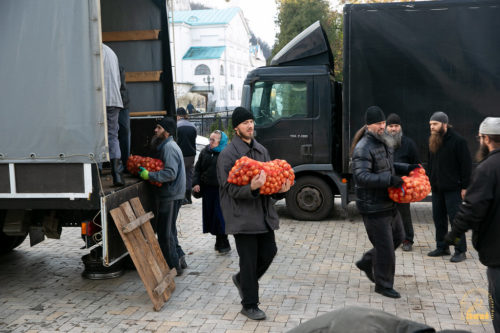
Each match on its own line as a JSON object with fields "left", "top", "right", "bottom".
{"left": 479, "top": 117, "right": 500, "bottom": 135}
{"left": 386, "top": 113, "right": 401, "bottom": 126}
{"left": 365, "top": 106, "right": 386, "bottom": 125}
{"left": 232, "top": 107, "right": 254, "bottom": 128}
{"left": 430, "top": 111, "right": 448, "bottom": 124}
{"left": 176, "top": 107, "right": 187, "bottom": 116}
{"left": 158, "top": 117, "right": 176, "bottom": 135}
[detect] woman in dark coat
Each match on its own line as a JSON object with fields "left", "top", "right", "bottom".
{"left": 192, "top": 130, "right": 230, "bottom": 253}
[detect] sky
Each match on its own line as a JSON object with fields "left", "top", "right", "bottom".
{"left": 192, "top": 0, "right": 340, "bottom": 48}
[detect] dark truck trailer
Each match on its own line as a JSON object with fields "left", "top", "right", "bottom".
{"left": 242, "top": 0, "right": 500, "bottom": 220}
{"left": 0, "top": 0, "right": 175, "bottom": 268}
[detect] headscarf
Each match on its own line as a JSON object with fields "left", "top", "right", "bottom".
{"left": 212, "top": 131, "right": 228, "bottom": 152}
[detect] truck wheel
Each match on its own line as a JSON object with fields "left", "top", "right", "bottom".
{"left": 286, "top": 176, "right": 334, "bottom": 221}
{"left": 0, "top": 231, "right": 28, "bottom": 255}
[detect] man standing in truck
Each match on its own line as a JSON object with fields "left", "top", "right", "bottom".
{"left": 139, "top": 117, "right": 187, "bottom": 275}
{"left": 217, "top": 107, "right": 291, "bottom": 320}
{"left": 385, "top": 113, "right": 420, "bottom": 251}
{"left": 444, "top": 117, "right": 500, "bottom": 332}
{"left": 352, "top": 106, "right": 417, "bottom": 299}
{"left": 427, "top": 111, "right": 472, "bottom": 263}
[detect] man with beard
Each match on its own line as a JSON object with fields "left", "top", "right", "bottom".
{"left": 427, "top": 111, "right": 472, "bottom": 262}
{"left": 385, "top": 113, "right": 420, "bottom": 251}
{"left": 139, "top": 117, "right": 187, "bottom": 275}
{"left": 444, "top": 117, "right": 500, "bottom": 332}
{"left": 352, "top": 106, "right": 417, "bottom": 298}
{"left": 217, "top": 107, "right": 291, "bottom": 320}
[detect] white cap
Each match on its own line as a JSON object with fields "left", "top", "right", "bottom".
{"left": 479, "top": 117, "right": 500, "bottom": 135}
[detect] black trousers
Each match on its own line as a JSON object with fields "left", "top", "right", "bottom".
{"left": 359, "top": 210, "right": 404, "bottom": 289}
{"left": 396, "top": 203, "right": 413, "bottom": 243}
{"left": 487, "top": 266, "right": 500, "bottom": 332}
{"left": 234, "top": 231, "right": 277, "bottom": 308}
{"left": 432, "top": 190, "right": 467, "bottom": 253}
{"left": 157, "top": 199, "right": 185, "bottom": 270}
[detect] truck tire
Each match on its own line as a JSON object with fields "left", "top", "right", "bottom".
{"left": 286, "top": 175, "right": 334, "bottom": 221}
{"left": 0, "top": 231, "right": 28, "bottom": 255}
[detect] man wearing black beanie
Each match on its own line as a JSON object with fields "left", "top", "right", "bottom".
{"left": 217, "top": 107, "right": 291, "bottom": 320}
{"left": 351, "top": 106, "right": 417, "bottom": 299}
{"left": 385, "top": 113, "right": 420, "bottom": 251}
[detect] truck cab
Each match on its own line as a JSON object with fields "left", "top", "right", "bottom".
{"left": 241, "top": 22, "right": 346, "bottom": 220}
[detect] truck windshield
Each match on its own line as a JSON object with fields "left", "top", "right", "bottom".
{"left": 251, "top": 81, "right": 307, "bottom": 125}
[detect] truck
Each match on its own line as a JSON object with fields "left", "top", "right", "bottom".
{"left": 0, "top": 0, "right": 176, "bottom": 275}
{"left": 241, "top": 0, "right": 500, "bottom": 220}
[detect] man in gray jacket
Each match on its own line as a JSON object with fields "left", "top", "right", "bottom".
{"left": 217, "top": 107, "right": 291, "bottom": 320}
{"left": 139, "top": 117, "right": 187, "bottom": 275}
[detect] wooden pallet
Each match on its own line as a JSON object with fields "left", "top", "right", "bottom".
{"left": 110, "top": 197, "right": 176, "bottom": 311}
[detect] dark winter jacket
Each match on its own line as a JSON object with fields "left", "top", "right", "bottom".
{"left": 394, "top": 136, "right": 419, "bottom": 168}
{"left": 352, "top": 131, "right": 408, "bottom": 215}
{"left": 428, "top": 128, "right": 471, "bottom": 192}
{"left": 148, "top": 137, "right": 186, "bottom": 201}
{"left": 176, "top": 119, "right": 197, "bottom": 157}
{"left": 193, "top": 145, "right": 220, "bottom": 188}
{"left": 452, "top": 149, "right": 500, "bottom": 267}
{"left": 217, "top": 135, "right": 280, "bottom": 234}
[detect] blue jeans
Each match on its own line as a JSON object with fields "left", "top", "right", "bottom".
{"left": 118, "top": 108, "right": 130, "bottom": 168}
{"left": 431, "top": 190, "right": 467, "bottom": 253}
{"left": 106, "top": 106, "right": 121, "bottom": 159}
{"left": 157, "top": 199, "right": 185, "bottom": 270}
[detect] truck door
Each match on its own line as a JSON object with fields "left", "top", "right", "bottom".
{"left": 251, "top": 79, "right": 313, "bottom": 166}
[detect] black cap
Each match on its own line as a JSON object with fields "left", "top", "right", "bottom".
{"left": 158, "top": 117, "right": 176, "bottom": 135}
{"left": 232, "top": 107, "right": 254, "bottom": 128}
{"left": 176, "top": 107, "right": 187, "bottom": 116}
{"left": 386, "top": 113, "right": 401, "bottom": 126}
{"left": 365, "top": 106, "right": 386, "bottom": 125}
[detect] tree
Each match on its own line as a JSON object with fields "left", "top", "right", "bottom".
{"left": 210, "top": 114, "right": 225, "bottom": 133}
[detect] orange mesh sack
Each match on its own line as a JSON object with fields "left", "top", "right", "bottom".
{"left": 126, "top": 155, "right": 164, "bottom": 187}
{"left": 388, "top": 166, "right": 431, "bottom": 203}
{"left": 227, "top": 156, "right": 295, "bottom": 195}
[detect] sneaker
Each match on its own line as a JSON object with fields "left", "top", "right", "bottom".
{"left": 355, "top": 260, "right": 374, "bottom": 283}
{"left": 402, "top": 241, "right": 413, "bottom": 252}
{"left": 232, "top": 274, "right": 243, "bottom": 298}
{"left": 374, "top": 285, "right": 401, "bottom": 299}
{"left": 179, "top": 256, "right": 188, "bottom": 269}
{"left": 450, "top": 252, "right": 466, "bottom": 263}
{"left": 241, "top": 306, "right": 266, "bottom": 320}
{"left": 427, "top": 248, "right": 451, "bottom": 257}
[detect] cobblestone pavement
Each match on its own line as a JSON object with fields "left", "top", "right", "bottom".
{"left": 0, "top": 200, "right": 494, "bottom": 332}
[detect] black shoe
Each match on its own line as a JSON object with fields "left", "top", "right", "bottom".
{"left": 232, "top": 274, "right": 243, "bottom": 299}
{"left": 427, "top": 248, "right": 451, "bottom": 257}
{"left": 111, "top": 159, "right": 124, "bottom": 186}
{"left": 179, "top": 256, "right": 187, "bottom": 269}
{"left": 241, "top": 306, "right": 266, "bottom": 320}
{"left": 402, "top": 240, "right": 413, "bottom": 252}
{"left": 375, "top": 285, "right": 401, "bottom": 299}
{"left": 218, "top": 246, "right": 231, "bottom": 254}
{"left": 450, "top": 252, "right": 466, "bottom": 263}
{"left": 175, "top": 266, "right": 184, "bottom": 276}
{"left": 355, "top": 260, "right": 374, "bottom": 283}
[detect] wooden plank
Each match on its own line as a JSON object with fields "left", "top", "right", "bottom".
{"left": 122, "top": 211, "right": 154, "bottom": 234}
{"left": 129, "top": 197, "right": 175, "bottom": 302}
{"left": 130, "top": 111, "right": 167, "bottom": 117}
{"left": 110, "top": 198, "right": 175, "bottom": 311}
{"left": 125, "top": 71, "right": 162, "bottom": 83}
{"left": 102, "top": 30, "right": 160, "bottom": 42}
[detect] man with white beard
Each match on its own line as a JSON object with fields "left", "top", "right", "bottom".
{"left": 385, "top": 113, "right": 420, "bottom": 251}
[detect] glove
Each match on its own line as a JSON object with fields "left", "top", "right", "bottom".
{"left": 407, "top": 164, "right": 420, "bottom": 173}
{"left": 444, "top": 230, "right": 460, "bottom": 246}
{"left": 390, "top": 175, "right": 404, "bottom": 187}
{"left": 139, "top": 166, "right": 149, "bottom": 180}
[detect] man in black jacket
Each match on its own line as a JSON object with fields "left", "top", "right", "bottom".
{"left": 176, "top": 107, "right": 197, "bottom": 204}
{"left": 427, "top": 111, "right": 472, "bottom": 263}
{"left": 217, "top": 107, "right": 291, "bottom": 320}
{"left": 385, "top": 113, "right": 420, "bottom": 251}
{"left": 445, "top": 117, "right": 500, "bottom": 332}
{"left": 352, "top": 106, "right": 417, "bottom": 299}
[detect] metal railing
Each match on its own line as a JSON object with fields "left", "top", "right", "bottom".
{"left": 188, "top": 110, "right": 232, "bottom": 137}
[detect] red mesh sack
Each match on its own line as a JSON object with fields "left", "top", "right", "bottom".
{"left": 126, "top": 155, "right": 164, "bottom": 187}
{"left": 388, "top": 166, "right": 431, "bottom": 203}
{"left": 227, "top": 156, "right": 295, "bottom": 195}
